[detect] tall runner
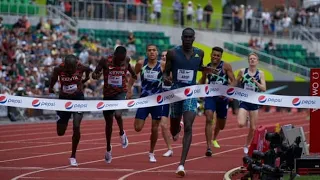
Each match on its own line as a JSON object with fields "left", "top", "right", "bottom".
{"left": 163, "top": 28, "right": 213, "bottom": 177}
{"left": 160, "top": 50, "right": 173, "bottom": 157}
{"left": 91, "top": 46, "right": 136, "bottom": 163}
{"left": 236, "top": 53, "right": 266, "bottom": 154}
{"left": 49, "top": 54, "right": 92, "bottom": 166}
{"left": 127, "top": 44, "right": 165, "bottom": 162}
{"left": 199, "top": 46, "right": 236, "bottom": 156}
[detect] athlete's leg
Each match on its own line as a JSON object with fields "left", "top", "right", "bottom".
{"left": 179, "top": 98, "right": 197, "bottom": 166}
{"left": 134, "top": 107, "right": 149, "bottom": 132}
{"left": 150, "top": 119, "right": 160, "bottom": 153}
{"left": 237, "top": 103, "right": 249, "bottom": 128}
{"left": 170, "top": 101, "right": 183, "bottom": 141}
{"left": 103, "top": 110, "right": 114, "bottom": 152}
{"left": 246, "top": 109, "right": 259, "bottom": 148}
{"left": 71, "top": 112, "right": 83, "bottom": 158}
{"left": 161, "top": 116, "right": 173, "bottom": 156}
{"left": 56, "top": 111, "right": 72, "bottom": 136}
{"left": 204, "top": 97, "right": 215, "bottom": 154}
{"left": 212, "top": 98, "right": 228, "bottom": 148}
{"left": 114, "top": 110, "right": 124, "bottom": 135}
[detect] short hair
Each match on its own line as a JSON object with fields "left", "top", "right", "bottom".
{"left": 248, "top": 52, "right": 259, "bottom": 59}
{"left": 182, "top": 27, "right": 195, "bottom": 36}
{"left": 146, "top": 44, "right": 158, "bottom": 51}
{"left": 212, "top": 46, "right": 223, "bottom": 54}
{"left": 114, "top": 46, "right": 127, "bottom": 55}
{"left": 64, "top": 54, "right": 77, "bottom": 64}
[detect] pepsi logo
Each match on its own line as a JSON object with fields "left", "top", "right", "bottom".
{"left": 65, "top": 102, "right": 73, "bottom": 110}
{"left": 226, "top": 88, "right": 235, "bottom": 96}
{"left": 0, "top": 96, "right": 7, "bottom": 104}
{"left": 127, "top": 100, "right": 135, "bottom": 107}
{"left": 292, "top": 98, "right": 301, "bottom": 106}
{"left": 157, "top": 95, "right": 163, "bottom": 104}
{"left": 258, "top": 95, "right": 267, "bottom": 103}
{"left": 205, "top": 85, "right": 209, "bottom": 95}
{"left": 184, "top": 88, "right": 193, "bottom": 97}
{"left": 96, "top": 102, "right": 105, "bottom": 109}
{"left": 32, "top": 99, "right": 40, "bottom": 107}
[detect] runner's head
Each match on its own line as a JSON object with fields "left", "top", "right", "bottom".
{"left": 64, "top": 54, "right": 78, "bottom": 74}
{"left": 161, "top": 51, "right": 167, "bottom": 62}
{"left": 114, "top": 46, "right": 127, "bottom": 65}
{"left": 211, "top": 47, "right": 223, "bottom": 65}
{"left": 248, "top": 52, "right": 259, "bottom": 67}
{"left": 146, "top": 44, "right": 158, "bottom": 61}
{"left": 181, "top": 28, "right": 195, "bottom": 49}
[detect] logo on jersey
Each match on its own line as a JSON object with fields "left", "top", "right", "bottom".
{"left": 205, "top": 86, "right": 209, "bottom": 95}
{"left": 65, "top": 102, "right": 73, "bottom": 110}
{"left": 96, "top": 102, "right": 105, "bottom": 109}
{"left": 32, "top": 99, "right": 41, "bottom": 107}
{"left": 258, "top": 95, "right": 267, "bottom": 103}
{"left": 127, "top": 100, "right": 135, "bottom": 107}
{"left": 0, "top": 96, "right": 7, "bottom": 104}
{"left": 226, "top": 88, "right": 235, "bottom": 96}
{"left": 184, "top": 88, "right": 193, "bottom": 97}
{"left": 157, "top": 95, "right": 163, "bottom": 104}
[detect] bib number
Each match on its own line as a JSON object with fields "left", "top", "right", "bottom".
{"left": 108, "top": 75, "right": 122, "bottom": 87}
{"left": 62, "top": 84, "right": 77, "bottom": 94}
{"left": 177, "top": 69, "right": 194, "bottom": 84}
{"left": 244, "top": 83, "right": 255, "bottom": 91}
{"left": 144, "top": 70, "right": 159, "bottom": 81}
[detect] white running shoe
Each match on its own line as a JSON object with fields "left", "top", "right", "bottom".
{"left": 105, "top": 146, "right": 112, "bottom": 164}
{"left": 162, "top": 149, "right": 173, "bottom": 157}
{"left": 149, "top": 153, "right": 157, "bottom": 163}
{"left": 120, "top": 131, "right": 129, "bottom": 148}
{"left": 176, "top": 165, "right": 186, "bottom": 177}
{"left": 244, "top": 146, "right": 249, "bottom": 154}
{"left": 69, "top": 158, "right": 78, "bottom": 167}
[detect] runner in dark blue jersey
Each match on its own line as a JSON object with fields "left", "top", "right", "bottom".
{"left": 199, "top": 46, "right": 236, "bottom": 156}
{"left": 127, "top": 44, "right": 166, "bottom": 163}
{"left": 236, "top": 53, "right": 266, "bottom": 154}
{"left": 163, "top": 28, "right": 213, "bottom": 177}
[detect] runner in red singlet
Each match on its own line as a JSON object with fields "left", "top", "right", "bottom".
{"left": 49, "top": 54, "right": 92, "bottom": 167}
{"left": 92, "top": 46, "right": 136, "bottom": 164}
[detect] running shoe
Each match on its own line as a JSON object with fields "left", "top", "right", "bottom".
{"left": 69, "top": 158, "right": 78, "bottom": 167}
{"left": 176, "top": 165, "right": 186, "bottom": 177}
{"left": 212, "top": 139, "right": 221, "bottom": 148}
{"left": 120, "top": 131, "right": 129, "bottom": 148}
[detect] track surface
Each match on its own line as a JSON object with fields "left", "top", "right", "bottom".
{"left": 0, "top": 111, "right": 309, "bottom": 180}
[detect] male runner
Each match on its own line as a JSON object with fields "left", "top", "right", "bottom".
{"left": 92, "top": 46, "right": 136, "bottom": 163}
{"left": 199, "top": 46, "right": 236, "bottom": 156}
{"left": 163, "top": 28, "right": 213, "bottom": 177}
{"left": 160, "top": 50, "right": 173, "bottom": 157}
{"left": 49, "top": 54, "right": 92, "bottom": 166}
{"left": 127, "top": 44, "right": 165, "bottom": 162}
{"left": 236, "top": 53, "right": 266, "bottom": 154}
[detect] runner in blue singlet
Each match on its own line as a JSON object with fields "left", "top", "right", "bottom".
{"left": 127, "top": 44, "right": 166, "bottom": 163}
{"left": 163, "top": 28, "right": 213, "bottom": 177}
{"left": 159, "top": 50, "right": 174, "bottom": 157}
{"left": 199, "top": 46, "right": 236, "bottom": 157}
{"left": 236, "top": 53, "right": 266, "bottom": 154}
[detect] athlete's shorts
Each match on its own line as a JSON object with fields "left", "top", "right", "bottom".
{"left": 204, "top": 96, "right": 229, "bottom": 119}
{"left": 57, "top": 92, "right": 84, "bottom": 125}
{"left": 239, "top": 101, "right": 259, "bottom": 111}
{"left": 170, "top": 98, "right": 197, "bottom": 118}
{"left": 103, "top": 92, "right": 126, "bottom": 115}
{"left": 161, "top": 104, "right": 170, "bottom": 117}
{"left": 135, "top": 105, "right": 163, "bottom": 121}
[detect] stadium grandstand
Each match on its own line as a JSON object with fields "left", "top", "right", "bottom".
{"left": 0, "top": 0, "right": 319, "bottom": 179}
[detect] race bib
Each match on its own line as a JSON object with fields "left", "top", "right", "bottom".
{"left": 108, "top": 75, "right": 122, "bottom": 87}
{"left": 144, "top": 70, "right": 159, "bottom": 81}
{"left": 62, "top": 84, "right": 77, "bottom": 94}
{"left": 244, "top": 83, "right": 255, "bottom": 91}
{"left": 210, "top": 80, "right": 223, "bottom": 85}
{"left": 177, "top": 69, "right": 194, "bottom": 84}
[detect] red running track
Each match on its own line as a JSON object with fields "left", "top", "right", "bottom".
{"left": 0, "top": 111, "right": 310, "bottom": 180}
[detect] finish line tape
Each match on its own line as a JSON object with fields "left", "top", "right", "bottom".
{"left": 0, "top": 84, "right": 319, "bottom": 112}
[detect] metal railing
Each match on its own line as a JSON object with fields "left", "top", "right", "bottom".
{"left": 224, "top": 42, "right": 310, "bottom": 79}
{"left": 2, "top": 1, "right": 320, "bottom": 42}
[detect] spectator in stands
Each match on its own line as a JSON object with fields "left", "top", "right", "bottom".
{"left": 186, "top": 1, "right": 194, "bottom": 25}
{"left": 245, "top": 5, "right": 253, "bottom": 32}
{"left": 266, "top": 39, "right": 276, "bottom": 54}
{"left": 203, "top": 0, "right": 213, "bottom": 29}
{"left": 127, "top": 30, "right": 136, "bottom": 57}
{"left": 281, "top": 13, "right": 291, "bottom": 35}
{"left": 152, "top": 0, "right": 162, "bottom": 24}
{"left": 172, "top": 0, "right": 182, "bottom": 25}
{"left": 261, "top": 9, "right": 271, "bottom": 35}
{"left": 196, "top": 4, "right": 203, "bottom": 29}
